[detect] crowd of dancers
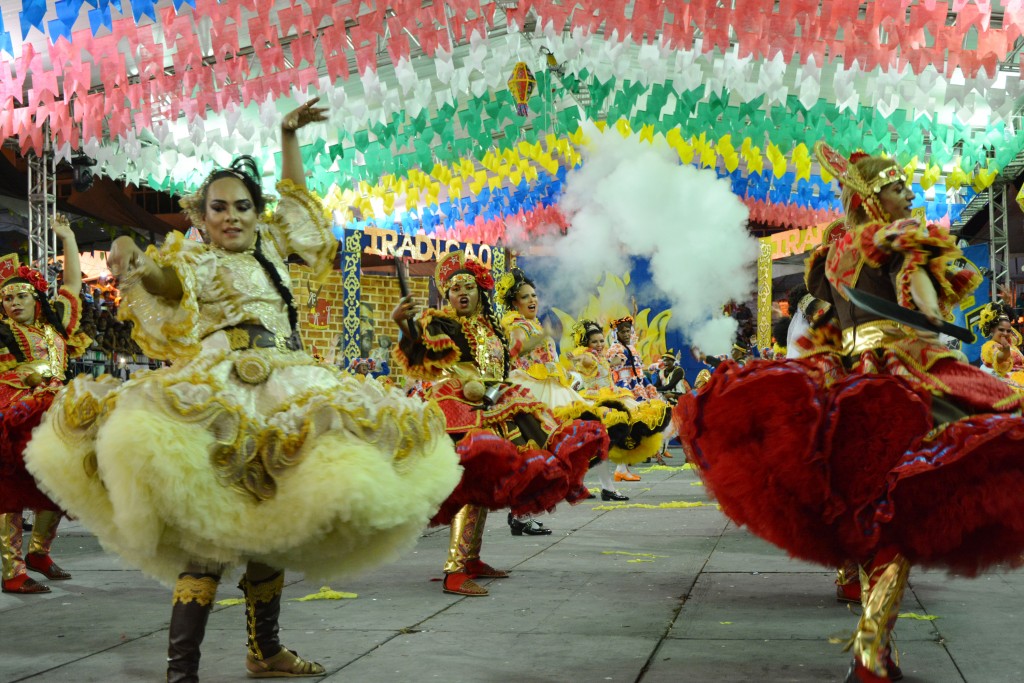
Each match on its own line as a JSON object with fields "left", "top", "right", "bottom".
{"left": 3, "top": 99, "right": 1024, "bottom": 683}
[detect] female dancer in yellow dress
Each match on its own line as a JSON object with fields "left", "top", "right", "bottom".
{"left": 497, "top": 268, "right": 620, "bottom": 522}
{"left": 25, "top": 99, "right": 461, "bottom": 682}
{"left": 0, "top": 217, "right": 89, "bottom": 594}
{"left": 566, "top": 319, "right": 671, "bottom": 486}
{"left": 978, "top": 301, "right": 1024, "bottom": 389}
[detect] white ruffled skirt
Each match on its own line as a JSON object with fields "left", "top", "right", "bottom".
{"left": 25, "top": 343, "right": 461, "bottom": 585}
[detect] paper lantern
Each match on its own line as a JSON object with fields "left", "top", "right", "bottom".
{"left": 507, "top": 62, "right": 536, "bottom": 116}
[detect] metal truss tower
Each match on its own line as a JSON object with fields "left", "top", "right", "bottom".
{"left": 988, "top": 184, "right": 1011, "bottom": 297}
{"left": 26, "top": 125, "right": 56, "bottom": 285}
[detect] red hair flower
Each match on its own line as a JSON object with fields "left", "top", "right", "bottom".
{"left": 17, "top": 266, "right": 48, "bottom": 293}
{"left": 464, "top": 260, "right": 494, "bottom": 291}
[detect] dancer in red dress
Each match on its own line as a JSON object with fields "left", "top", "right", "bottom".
{"left": 393, "top": 251, "right": 608, "bottom": 596}
{"left": 0, "top": 217, "right": 89, "bottom": 594}
{"left": 678, "top": 141, "right": 1024, "bottom": 682}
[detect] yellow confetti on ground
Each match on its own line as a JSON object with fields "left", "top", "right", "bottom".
{"left": 638, "top": 463, "right": 693, "bottom": 473}
{"left": 215, "top": 598, "right": 245, "bottom": 606}
{"left": 719, "top": 621, "right": 733, "bottom": 625}
{"left": 593, "top": 500, "right": 710, "bottom": 511}
{"left": 601, "top": 551, "right": 668, "bottom": 558}
{"left": 290, "top": 586, "right": 358, "bottom": 601}
{"left": 898, "top": 612, "right": 938, "bottom": 621}
{"left": 627, "top": 559, "right": 655, "bottom": 563}
{"left": 690, "top": 481, "right": 704, "bottom": 486}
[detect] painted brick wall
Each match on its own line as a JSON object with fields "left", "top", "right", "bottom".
{"left": 288, "top": 264, "right": 430, "bottom": 365}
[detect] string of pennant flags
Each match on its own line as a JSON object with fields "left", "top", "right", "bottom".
{"left": 0, "top": 0, "right": 1017, "bottom": 239}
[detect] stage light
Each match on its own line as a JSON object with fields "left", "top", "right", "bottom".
{"left": 71, "top": 154, "right": 97, "bottom": 192}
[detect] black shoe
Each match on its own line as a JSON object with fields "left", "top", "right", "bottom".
{"left": 508, "top": 514, "right": 553, "bottom": 536}
{"left": 586, "top": 491, "right": 597, "bottom": 499}
{"left": 600, "top": 489, "right": 629, "bottom": 501}
{"left": 21, "top": 517, "right": 32, "bottom": 532}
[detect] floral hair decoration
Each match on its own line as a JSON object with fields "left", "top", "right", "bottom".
{"left": 1, "top": 264, "right": 49, "bottom": 297}
{"left": 434, "top": 250, "right": 494, "bottom": 295}
{"left": 571, "top": 318, "right": 603, "bottom": 347}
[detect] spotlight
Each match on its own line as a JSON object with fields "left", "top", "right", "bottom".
{"left": 71, "top": 154, "right": 97, "bottom": 192}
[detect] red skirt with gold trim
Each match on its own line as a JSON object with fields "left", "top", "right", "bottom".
{"left": 428, "top": 381, "right": 609, "bottom": 525}
{"left": 676, "top": 359, "right": 1024, "bottom": 573}
{"left": 0, "top": 386, "right": 60, "bottom": 513}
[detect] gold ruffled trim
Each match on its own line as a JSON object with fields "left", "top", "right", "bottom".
{"left": 117, "top": 232, "right": 204, "bottom": 363}
{"left": 57, "top": 351, "right": 448, "bottom": 502}
{"left": 268, "top": 180, "right": 337, "bottom": 282}
{"left": 240, "top": 571, "right": 284, "bottom": 604}
{"left": 172, "top": 574, "right": 220, "bottom": 606}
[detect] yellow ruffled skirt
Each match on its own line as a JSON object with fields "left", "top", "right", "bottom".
{"left": 510, "top": 369, "right": 669, "bottom": 466}
{"left": 578, "top": 387, "right": 671, "bottom": 465}
{"left": 25, "top": 347, "right": 461, "bottom": 586}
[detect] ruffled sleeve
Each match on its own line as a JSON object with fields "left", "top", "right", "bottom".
{"left": 392, "top": 309, "right": 462, "bottom": 380}
{"left": 117, "top": 232, "right": 213, "bottom": 362}
{"left": 567, "top": 346, "right": 601, "bottom": 381}
{"left": 859, "top": 218, "right": 982, "bottom": 316}
{"left": 263, "top": 180, "right": 337, "bottom": 282}
{"left": 981, "top": 340, "right": 1014, "bottom": 377}
{"left": 53, "top": 287, "right": 92, "bottom": 359}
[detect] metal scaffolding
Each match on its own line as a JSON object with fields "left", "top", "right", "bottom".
{"left": 26, "top": 125, "right": 57, "bottom": 285}
{"left": 988, "top": 184, "right": 1011, "bottom": 297}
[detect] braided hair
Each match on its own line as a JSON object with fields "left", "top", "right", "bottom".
{"left": 252, "top": 232, "right": 299, "bottom": 332}
{"left": 479, "top": 287, "right": 511, "bottom": 380}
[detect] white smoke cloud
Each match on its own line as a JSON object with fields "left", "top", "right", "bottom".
{"left": 511, "top": 123, "right": 758, "bottom": 355}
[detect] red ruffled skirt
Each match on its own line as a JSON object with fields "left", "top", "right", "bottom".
{"left": 676, "top": 359, "right": 1024, "bottom": 574}
{"left": 429, "top": 379, "right": 609, "bottom": 525}
{"left": 0, "top": 387, "right": 60, "bottom": 513}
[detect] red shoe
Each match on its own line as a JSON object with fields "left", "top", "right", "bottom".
{"left": 464, "top": 559, "right": 509, "bottom": 579}
{"left": 2, "top": 574, "right": 50, "bottom": 594}
{"left": 25, "top": 553, "right": 71, "bottom": 580}
{"left": 836, "top": 580, "right": 861, "bottom": 604}
{"left": 442, "top": 572, "right": 488, "bottom": 596}
{"left": 843, "top": 658, "right": 903, "bottom": 682}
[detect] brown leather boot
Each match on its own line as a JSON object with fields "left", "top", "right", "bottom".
{"left": 239, "top": 571, "right": 325, "bottom": 677}
{"left": 166, "top": 572, "right": 219, "bottom": 683}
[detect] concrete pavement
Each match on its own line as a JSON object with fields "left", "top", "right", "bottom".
{"left": 3, "top": 448, "right": 1022, "bottom": 683}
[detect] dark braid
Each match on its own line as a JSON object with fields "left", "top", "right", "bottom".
{"left": 251, "top": 232, "right": 298, "bottom": 332}
{"left": 37, "top": 294, "right": 68, "bottom": 339}
{"left": 479, "top": 289, "right": 511, "bottom": 380}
